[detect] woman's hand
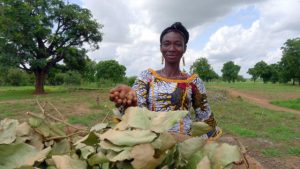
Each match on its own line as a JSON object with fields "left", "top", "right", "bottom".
{"left": 109, "top": 84, "right": 138, "bottom": 108}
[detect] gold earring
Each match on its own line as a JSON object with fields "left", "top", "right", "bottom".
{"left": 161, "top": 56, "right": 164, "bottom": 65}
{"left": 182, "top": 57, "right": 185, "bottom": 66}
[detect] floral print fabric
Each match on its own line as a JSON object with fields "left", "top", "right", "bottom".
{"left": 132, "top": 69, "right": 217, "bottom": 138}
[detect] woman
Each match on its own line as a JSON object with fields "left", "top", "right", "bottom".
{"left": 110, "top": 22, "right": 219, "bottom": 139}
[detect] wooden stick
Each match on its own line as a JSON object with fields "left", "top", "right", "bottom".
{"left": 234, "top": 137, "right": 249, "bottom": 168}
{"left": 101, "top": 111, "right": 111, "bottom": 123}
{"left": 27, "top": 111, "right": 44, "bottom": 119}
{"left": 45, "top": 113, "right": 87, "bottom": 131}
{"left": 27, "top": 111, "right": 87, "bottom": 131}
{"left": 45, "top": 131, "right": 84, "bottom": 141}
{"left": 36, "top": 99, "right": 45, "bottom": 115}
{"left": 48, "top": 101, "right": 65, "bottom": 120}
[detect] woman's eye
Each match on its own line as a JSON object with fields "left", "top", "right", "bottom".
{"left": 176, "top": 43, "right": 183, "bottom": 47}
{"left": 162, "top": 43, "right": 169, "bottom": 47}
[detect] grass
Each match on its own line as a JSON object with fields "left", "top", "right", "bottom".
{"left": 288, "top": 147, "right": 300, "bottom": 156}
{"left": 207, "top": 86, "right": 300, "bottom": 156}
{"left": 271, "top": 98, "right": 300, "bottom": 111}
{"left": 262, "top": 148, "right": 282, "bottom": 157}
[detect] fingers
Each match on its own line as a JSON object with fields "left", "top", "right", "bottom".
{"left": 109, "top": 85, "right": 138, "bottom": 107}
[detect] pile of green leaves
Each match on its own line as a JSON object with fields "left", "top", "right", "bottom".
{"left": 0, "top": 107, "right": 241, "bottom": 169}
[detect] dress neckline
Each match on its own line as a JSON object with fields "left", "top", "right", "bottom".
{"left": 148, "top": 68, "right": 197, "bottom": 83}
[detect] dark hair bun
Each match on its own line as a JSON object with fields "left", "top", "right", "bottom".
{"left": 160, "top": 22, "right": 189, "bottom": 44}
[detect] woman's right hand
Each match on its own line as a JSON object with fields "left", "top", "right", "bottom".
{"left": 109, "top": 84, "right": 138, "bottom": 108}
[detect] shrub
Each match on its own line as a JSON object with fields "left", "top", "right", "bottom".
{"left": 64, "top": 71, "right": 82, "bottom": 85}
{"left": 6, "top": 69, "right": 28, "bottom": 86}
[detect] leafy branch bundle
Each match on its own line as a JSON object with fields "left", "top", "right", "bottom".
{"left": 0, "top": 106, "right": 242, "bottom": 169}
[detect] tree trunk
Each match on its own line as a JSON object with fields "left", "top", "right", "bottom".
{"left": 34, "top": 70, "right": 46, "bottom": 94}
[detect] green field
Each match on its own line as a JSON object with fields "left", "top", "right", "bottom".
{"left": 0, "top": 82, "right": 300, "bottom": 158}
{"left": 271, "top": 98, "right": 300, "bottom": 111}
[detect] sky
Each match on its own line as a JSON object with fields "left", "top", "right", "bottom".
{"left": 70, "top": 0, "right": 300, "bottom": 78}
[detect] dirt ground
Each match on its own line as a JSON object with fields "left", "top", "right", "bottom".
{"left": 222, "top": 88, "right": 300, "bottom": 169}
{"left": 225, "top": 88, "right": 300, "bottom": 115}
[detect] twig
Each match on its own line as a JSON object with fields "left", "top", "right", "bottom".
{"left": 26, "top": 111, "right": 87, "bottom": 131}
{"left": 48, "top": 101, "right": 65, "bottom": 120}
{"left": 45, "top": 131, "right": 84, "bottom": 141}
{"left": 45, "top": 113, "right": 87, "bottom": 131}
{"left": 234, "top": 137, "right": 249, "bottom": 168}
{"left": 27, "top": 111, "right": 45, "bottom": 119}
{"left": 36, "top": 99, "right": 45, "bottom": 115}
{"left": 101, "top": 111, "right": 111, "bottom": 123}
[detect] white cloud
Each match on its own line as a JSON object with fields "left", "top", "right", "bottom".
{"left": 194, "top": 0, "right": 300, "bottom": 77}
{"left": 78, "top": 0, "right": 300, "bottom": 78}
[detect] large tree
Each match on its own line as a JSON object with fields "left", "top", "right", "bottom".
{"left": 252, "top": 61, "right": 271, "bottom": 83}
{"left": 221, "top": 61, "right": 240, "bottom": 83}
{"left": 247, "top": 68, "right": 259, "bottom": 82}
{"left": 95, "top": 60, "right": 126, "bottom": 83}
{"left": 190, "top": 57, "right": 219, "bottom": 82}
{"left": 0, "top": 0, "right": 102, "bottom": 94}
{"left": 280, "top": 38, "right": 300, "bottom": 85}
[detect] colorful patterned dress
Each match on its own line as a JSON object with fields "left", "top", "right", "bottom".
{"left": 132, "top": 69, "right": 218, "bottom": 139}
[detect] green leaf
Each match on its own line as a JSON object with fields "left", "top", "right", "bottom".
{"left": 190, "top": 122, "right": 212, "bottom": 137}
{"left": 87, "top": 151, "right": 109, "bottom": 165}
{"left": 75, "top": 132, "right": 100, "bottom": 146}
{"left": 100, "top": 129, "right": 157, "bottom": 146}
{"left": 99, "top": 140, "right": 128, "bottom": 152}
{"left": 28, "top": 116, "right": 44, "bottom": 128}
{"left": 51, "top": 139, "right": 71, "bottom": 155}
{"left": 178, "top": 137, "right": 206, "bottom": 159}
{"left": 150, "top": 110, "right": 188, "bottom": 133}
{"left": 0, "top": 143, "right": 50, "bottom": 168}
{"left": 210, "top": 143, "right": 241, "bottom": 169}
{"left": 79, "top": 145, "right": 95, "bottom": 160}
{"left": 131, "top": 144, "right": 162, "bottom": 169}
{"left": 0, "top": 118, "right": 18, "bottom": 144}
{"left": 151, "top": 132, "right": 177, "bottom": 152}
{"left": 52, "top": 155, "right": 87, "bottom": 169}
{"left": 90, "top": 123, "right": 108, "bottom": 132}
{"left": 109, "top": 148, "right": 132, "bottom": 162}
{"left": 185, "top": 150, "right": 205, "bottom": 169}
{"left": 196, "top": 156, "right": 211, "bottom": 169}
{"left": 116, "top": 107, "right": 151, "bottom": 130}
{"left": 16, "top": 122, "right": 32, "bottom": 137}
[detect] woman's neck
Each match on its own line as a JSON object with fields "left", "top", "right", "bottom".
{"left": 160, "top": 64, "right": 182, "bottom": 79}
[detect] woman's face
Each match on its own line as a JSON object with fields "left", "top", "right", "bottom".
{"left": 160, "top": 31, "right": 186, "bottom": 65}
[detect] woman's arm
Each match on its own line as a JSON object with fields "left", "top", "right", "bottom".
{"left": 191, "top": 76, "right": 217, "bottom": 137}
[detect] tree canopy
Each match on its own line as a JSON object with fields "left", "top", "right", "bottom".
{"left": 221, "top": 61, "right": 240, "bottom": 83}
{"left": 0, "top": 0, "right": 103, "bottom": 93}
{"left": 280, "top": 38, "right": 300, "bottom": 85}
{"left": 95, "top": 60, "right": 126, "bottom": 83}
{"left": 190, "top": 57, "right": 219, "bottom": 82}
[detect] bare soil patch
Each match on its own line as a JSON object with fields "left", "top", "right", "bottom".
{"left": 225, "top": 88, "right": 300, "bottom": 115}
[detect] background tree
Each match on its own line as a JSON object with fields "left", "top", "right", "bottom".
{"left": 82, "top": 59, "right": 97, "bottom": 82}
{"left": 269, "top": 63, "right": 280, "bottom": 83}
{"left": 221, "top": 61, "right": 240, "bottom": 83}
{"left": 95, "top": 60, "right": 126, "bottom": 83}
{"left": 280, "top": 38, "right": 300, "bottom": 85}
{"left": 252, "top": 61, "right": 272, "bottom": 83}
{"left": 0, "top": 0, "right": 103, "bottom": 94}
{"left": 190, "top": 57, "right": 219, "bottom": 82}
{"left": 247, "top": 68, "right": 259, "bottom": 82}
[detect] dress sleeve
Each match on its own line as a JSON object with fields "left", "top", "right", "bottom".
{"left": 132, "top": 70, "right": 152, "bottom": 107}
{"left": 191, "top": 76, "right": 218, "bottom": 137}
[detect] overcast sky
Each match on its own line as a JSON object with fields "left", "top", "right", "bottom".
{"left": 70, "top": 0, "right": 300, "bottom": 78}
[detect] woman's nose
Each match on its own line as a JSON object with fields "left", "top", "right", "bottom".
{"left": 168, "top": 44, "right": 176, "bottom": 51}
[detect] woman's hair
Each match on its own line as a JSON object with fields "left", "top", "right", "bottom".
{"left": 160, "top": 22, "right": 189, "bottom": 45}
